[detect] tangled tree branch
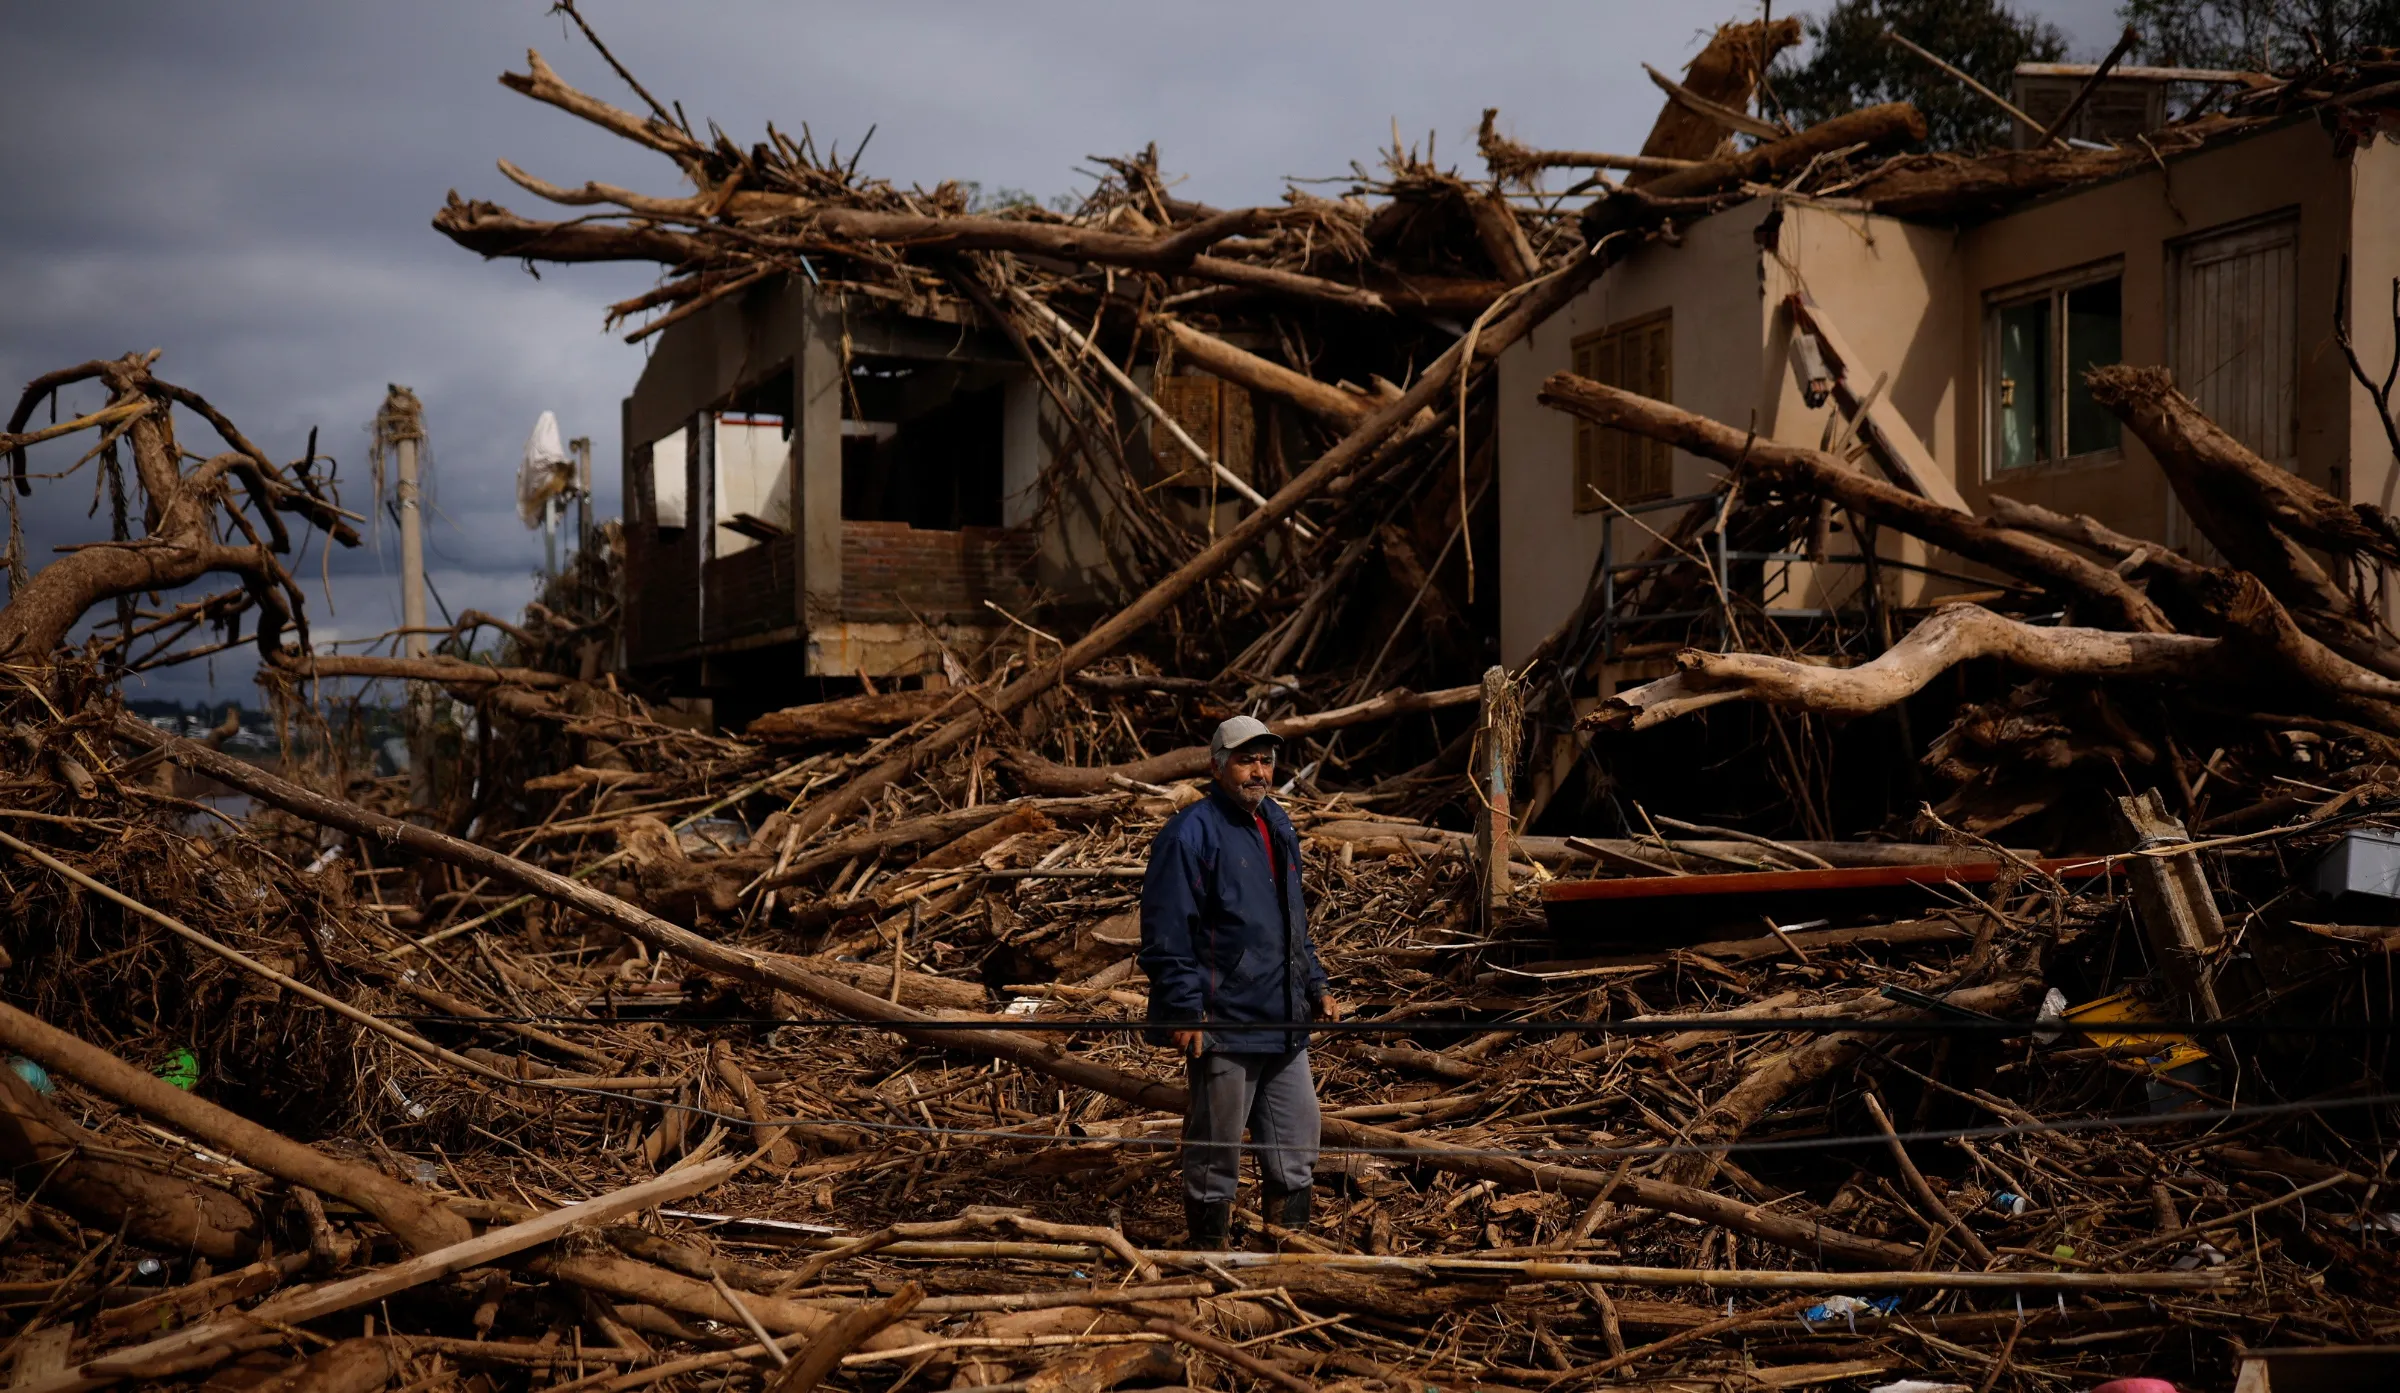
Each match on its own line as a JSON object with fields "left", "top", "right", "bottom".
{"left": 0, "top": 352, "right": 357, "bottom": 665}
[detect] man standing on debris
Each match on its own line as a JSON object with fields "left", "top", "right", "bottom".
{"left": 1140, "top": 715, "right": 1341, "bottom": 1249}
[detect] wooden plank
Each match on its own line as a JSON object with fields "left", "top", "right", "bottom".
{"left": 1786, "top": 292, "right": 1972, "bottom": 514}
{"left": 2115, "top": 790, "right": 2233, "bottom": 1019}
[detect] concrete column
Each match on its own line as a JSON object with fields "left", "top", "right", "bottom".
{"left": 794, "top": 284, "right": 846, "bottom": 673}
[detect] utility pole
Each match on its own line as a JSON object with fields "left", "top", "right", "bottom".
{"left": 570, "top": 435, "right": 593, "bottom": 563}
{"left": 380, "top": 384, "right": 433, "bottom": 810}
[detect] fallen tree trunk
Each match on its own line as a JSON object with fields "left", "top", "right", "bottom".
{"left": 2089, "top": 363, "right": 2400, "bottom": 675}
{"left": 528, "top": 1252, "right": 932, "bottom": 1350}
{"left": 0, "top": 1067, "right": 265, "bottom": 1263}
{"left": 114, "top": 718, "right": 1911, "bottom": 1266}
{"left": 25, "top": 1156, "right": 742, "bottom": 1393}
{"left": 0, "top": 1000, "right": 469, "bottom": 1257}
{"left": 1984, "top": 494, "right": 2214, "bottom": 591}
{"left": 764, "top": 794, "right": 1130, "bottom": 889}
{"left": 1621, "top": 19, "right": 1804, "bottom": 182}
{"left": 1008, "top": 684, "right": 1476, "bottom": 794}
{"left": 1592, "top": 591, "right": 2400, "bottom": 733}
{"left": 1148, "top": 317, "right": 1375, "bottom": 428}
{"left": 1598, "top": 103, "right": 1926, "bottom": 210}
{"left": 1845, "top": 121, "right": 2229, "bottom": 221}
{"left": 247, "top": 1339, "right": 396, "bottom": 1393}
{"left": 1590, "top": 604, "right": 2218, "bottom": 730}
{"left": 747, "top": 688, "right": 957, "bottom": 744}
{"left": 1538, "top": 371, "right": 2174, "bottom": 633}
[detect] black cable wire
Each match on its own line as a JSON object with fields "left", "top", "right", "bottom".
{"left": 384, "top": 1011, "right": 2398, "bottom": 1037}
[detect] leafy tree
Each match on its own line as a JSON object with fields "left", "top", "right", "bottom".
{"left": 2118, "top": 0, "right": 2400, "bottom": 71}
{"left": 1770, "top": 0, "right": 2070, "bottom": 152}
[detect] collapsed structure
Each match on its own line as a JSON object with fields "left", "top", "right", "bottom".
{"left": 5, "top": 14, "right": 2400, "bottom": 1393}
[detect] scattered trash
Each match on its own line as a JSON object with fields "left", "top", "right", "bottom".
{"left": 1801, "top": 1294, "right": 1903, "bottom": 1332}
{"left": 2311, "top": 828, "right": 2400, "bottom": 900}
{"left": 2058, "top": 992, "right": 2216, "bottom": 1113}
{"left": 381, "top": 1077, "right": 430, "bottom": 1121}
{"left": 8, "top": 1056, "right": 54, "bottom": 1096}
{"left": 2034, "top": 987, "right": 2070, "bottom": 1044}
{"left": 154, "top": 1048, "right": 199, "bottom": 1092}
{"left": 2172, "top": 1242, "right": 2227, "bottom": 1270}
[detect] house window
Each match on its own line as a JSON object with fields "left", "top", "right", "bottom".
{"left": 1571, "top": 311, "right": 1672, "bottom": 512}
{"left": 713, "top": 367, "right": 794, "bottom": 555}
{"left": 841, "top": 356, "right": 1006, "bottom": 530}
{"left": 1988, "top": 266, "right": 2122, "bottom": 472}
{"left": 1150, "top": 372, "right": 1254, "bottom": 487}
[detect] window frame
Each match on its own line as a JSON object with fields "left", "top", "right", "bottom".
{"left": 1570, "top": 308, "right": 1674, "bottom": 513}
{"left": 1982, "top": 257, "right": 2126, "bottom": 478}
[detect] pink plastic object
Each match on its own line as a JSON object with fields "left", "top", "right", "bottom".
{"left": 2090, "top": 1381, "right": 2179, "bottom": 1393}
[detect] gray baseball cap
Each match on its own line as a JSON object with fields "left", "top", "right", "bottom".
{"left": 1209, "top": 715, "right": 1282, "bottom": 758}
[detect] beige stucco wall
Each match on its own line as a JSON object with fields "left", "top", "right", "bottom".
{"left": 1761, "top": 204, "right": 1965, "bottom": 611}
{"left": 1497, "top": 203, "right": 1775, "bottom": 664}
{"left": 1494, "top": 200, "right": 1963, "bottom": 663}
{"left": 2350, "top": 133, "right": 2400, "bottom": 518}
{"left": 1950, "top": 118, "right": 2358, "bottom": 539}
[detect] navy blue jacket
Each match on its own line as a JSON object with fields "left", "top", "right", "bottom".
{"left": 1139, "top": 787, "right": 1327, "bottom": 1055}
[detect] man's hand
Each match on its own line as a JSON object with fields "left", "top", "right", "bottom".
{"left": 1313, "top": 994, "right": 1343, "bottom": 1023}
{"left": 1170, "top": 1029, "right": 1205, "bottom": 1059}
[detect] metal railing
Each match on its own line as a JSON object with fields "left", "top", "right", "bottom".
{"left": 1588, "top": 490, "right": 1850, "bottom": 664}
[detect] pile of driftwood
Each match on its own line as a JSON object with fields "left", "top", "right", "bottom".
{"left": 0, "top": 367, "right": 2396, "bottom": 1390}
{"left": 10, "top": 11, "right": 2400, "bottom": 1393}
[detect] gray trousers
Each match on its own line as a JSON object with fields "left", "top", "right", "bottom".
{"left": 1182, "top": 1048, "right": 1320, "bottom": 1203}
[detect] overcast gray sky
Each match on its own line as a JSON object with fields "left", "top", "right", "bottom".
{"left": 0, "top": 0, "right": 2124, "bottom": 706}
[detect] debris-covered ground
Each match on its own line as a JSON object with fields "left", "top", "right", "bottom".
{"left": 7, "top": 14, "right": 2400, "bottom": 1393}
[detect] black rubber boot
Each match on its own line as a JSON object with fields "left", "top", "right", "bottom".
{"left": 1184, "top": 1198, "right": 1233, "bottom": 1251}
{"left": 1261, "top": 1182, "right": 1312, "bottom": 1232}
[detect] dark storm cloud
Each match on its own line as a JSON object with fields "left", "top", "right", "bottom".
{"left": 0, "top": 1, "right": 2125, "bottom": 704}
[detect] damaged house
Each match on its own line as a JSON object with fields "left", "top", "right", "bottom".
{"left": 622, "top": 283, "right": 1085, "bottom": 699}
{"left": 1496, "top": 70, "right": 2400, "bottom": 685}
{"left": 619, "top": 278, "right": 1316, "bottom": 715}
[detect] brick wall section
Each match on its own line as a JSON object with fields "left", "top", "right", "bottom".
{"left": 841, "top": 521, "right": 1038, "bottom": 622}
{"left": 702, "top": 543, "right": 796, "bottom": 643}
{"left": 624, "top": 523, "right": 701, "bottom": 665}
